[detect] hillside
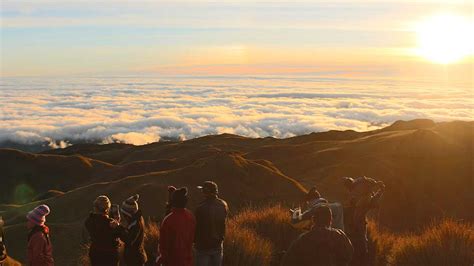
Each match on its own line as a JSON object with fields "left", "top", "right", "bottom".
{"left": 0, "top": 119, "right": 473, "bottom": 264}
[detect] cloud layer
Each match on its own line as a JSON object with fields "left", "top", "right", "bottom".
{"left": 0, "top": 76, "right": 472, "bottom": 148}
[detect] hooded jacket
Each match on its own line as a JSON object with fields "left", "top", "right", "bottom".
{"left": 27, "top": 225, "right": 54, "bottom": 266}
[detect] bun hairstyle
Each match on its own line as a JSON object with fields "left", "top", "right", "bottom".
{"left": 171, "top": 187, "right": 189, "bottom": 208}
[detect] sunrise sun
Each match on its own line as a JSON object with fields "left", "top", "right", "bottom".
{"left": 415, "top": 14, "right": 473, "bottom": 64}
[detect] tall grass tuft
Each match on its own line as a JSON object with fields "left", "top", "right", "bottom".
{"left": 223, "top": 221, "right": 273, "bottom": 266}
{"left": 391, "top": 220, "right": 474, "bottom": 265}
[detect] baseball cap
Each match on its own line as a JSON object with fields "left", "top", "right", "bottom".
{"left": 197, "top": 181, "right": 218, "bottom": 194}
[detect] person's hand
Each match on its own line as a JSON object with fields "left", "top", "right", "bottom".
{"left": 110, "top": 220, "right": 119, "bottom": 228}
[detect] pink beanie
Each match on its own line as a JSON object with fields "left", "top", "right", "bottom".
{"left": 26, "top": 204, "right": 51, "bottom": 226}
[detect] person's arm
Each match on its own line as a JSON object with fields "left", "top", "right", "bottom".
{"left": 157, "top": 218, "right": 170, "bottom": 265}
{"left": 336, "top": 230, "right": 354, "bottom": 265}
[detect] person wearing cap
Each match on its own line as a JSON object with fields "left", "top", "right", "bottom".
{"left": 120, "top": 194, "right": 147, "bottom": 266}
{"left": 156, "top": 187, "right": 196, "bottom": 266}
{"left": 281, "top": 205, "right": 353, "bottom": 266}
{"left": 85, "top": 195, "right": 126, "bottom": 266}
{"left": 26, "top": 204, "right": 54, "bottom": 266}
{"left": 342, "top": 176, "right": 385, "bottom": 266}
{"left": 194, "top": 181, "right": 228, "bottom": 266}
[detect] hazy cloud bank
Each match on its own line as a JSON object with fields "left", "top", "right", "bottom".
{"left": 0, "top": 76, "right": 472, "bottom": 149}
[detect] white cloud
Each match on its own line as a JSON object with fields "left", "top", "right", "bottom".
{"left": 0, "top": 76, "right": 472, "bottom": 147}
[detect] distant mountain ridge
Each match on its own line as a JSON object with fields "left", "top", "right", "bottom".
{"left": 0, "top": 119, "right": 472, "bottom": 264}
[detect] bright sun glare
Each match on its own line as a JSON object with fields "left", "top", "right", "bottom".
{"left": 415, "top": 14, "right": 473, "bottom": 64}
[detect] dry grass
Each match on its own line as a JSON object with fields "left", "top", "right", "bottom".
{"left": 369, "top": 219, "right": 474, "bottom": 266}
{"left": 3, "top": 256, "right": 22, "bottom": 266}
{"left": 77, "top": 207, "right": 474, "bottom": 266}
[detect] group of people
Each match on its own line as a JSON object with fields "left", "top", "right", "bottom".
{"left": 284, "top": 176, "right": 386, "bottom": 266}
{"left": 0, "top": 176, "right": 384, "bottom": 266}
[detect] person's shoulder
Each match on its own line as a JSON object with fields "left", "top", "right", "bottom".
{"left": 328, "top": 227, "right": 350, "bottom": 239}
{"left": 30, "top": 230, "right": 48, "bottom": 242}
{"left": 217, "top": 198, "right": 228, "bottom": 207}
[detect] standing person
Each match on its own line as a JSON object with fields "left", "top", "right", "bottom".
{"left": 194, "top": 181, "right": 228, "bottom": 266}
{"left": 281, "top": 205, "right": 353, "bottom": 266}
{"left": 342, "top": 177, "right": 385, "bottom": 266}
{"left": 156, "top": 187, "right": 196, "bottom": 266}
{"left": 85, "top": 195, "right": 125, "bottom": 266}
{"left": 0, "top": 216, "right": 7, "bottom": 265}
{"left": 26, "top": 204, "right": 54, "bottom": 266}
{"left": 121, "top": 194, "right": 147, "bottom": 266}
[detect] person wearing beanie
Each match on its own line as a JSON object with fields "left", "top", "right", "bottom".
{"left": 156, "top": 187, "right": 196, "bottom": 266}
{"left": 120, "top": 195, "right": 147, "bottom": 266}
{"left": 85, "top": 195, "right": 126, "bottom": 266}
{"left": 194, "top": 181, "right": 228, "bottom": 266}
{"left": 26, "top": 204, "right": 54, "bottom": 266}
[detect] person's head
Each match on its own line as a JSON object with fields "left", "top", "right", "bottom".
{"left": 94, "top": 195, "right": 111, "bottom": 215}
{"left": 167, "top": 186, "right": 177, "bottom": 201}
{"left": 26, "top": 204, "right": 50, "bottom": 229}
{"left": 342, "top": 176, "right": 384, "bottom": 201}
{"left": 305, "top": 186, "right": 321, "bottom": 202}
{"left": 312, "top": 205, "right": 332, "bottom": 228}
{"left": 121, "top": 194, "right": 140, "bottom": 219}
{"left": 197, "top": 181, "right": 218, "bottom": 198}
{"left": 171, "top": 187, "right": 189, "bottom": 208}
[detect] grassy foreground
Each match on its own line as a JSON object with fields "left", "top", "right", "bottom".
{"left": 76, "top": 205, "right": 473, "bottom": 266}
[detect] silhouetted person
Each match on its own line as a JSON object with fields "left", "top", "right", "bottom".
{"left": 281, "top": 205, "right": 353, "bottom": 266}
{"left": 194, "top": 181, "right": 228, "bottom": 266}
{"left": 26, "top": 204, "right": 54, "bottom": 266}
{"left": 164, "top": 185, "right": 177, "bottom": 217}
{"left": 121, "top": 194, "right": 147, "bottom": 266}
{"left": 85, "top": 195, "right": 125, "bottom": 266}
{"left": 342, "top": 177, "right": 385, "bottom": 266}
{"left": 157, "top": 187, "right": 196, "bottom": 266}
{"left": 0, "top": 216, "right": 6, "bottom": 264}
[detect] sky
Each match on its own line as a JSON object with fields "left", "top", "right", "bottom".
{"left": 1, "top": 0, "right": 473, "bottom": 82}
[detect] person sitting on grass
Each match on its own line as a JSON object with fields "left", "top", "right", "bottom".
{"left": 282, "top": 205, "right": 353, "bottom": 266}
{"left": 85, "top": 195, "right": 126, "bottom": 266}
{"left": 156, "top": 187, "right": 196, "bottom": 266}
{"left": 120, "top": 194, "right": 147, "bottom": 266}
{"left": 26, "top": 204, "right": 54, "bottom": 266}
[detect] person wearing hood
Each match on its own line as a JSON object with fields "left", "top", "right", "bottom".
{"left": 85, "top": 195, "right": 126, "bottom": 266}
{"left": 26, "top": 204, "right": 54, "bottom": 266}
{"left": 121, "top": 194, "right": 147, "bottom": 266}
{"left": 156, "top": 187, "right": 196, "bottom": 266}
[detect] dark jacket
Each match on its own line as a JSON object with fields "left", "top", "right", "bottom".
{"left": 123, "top": 211, "right": 147, "bottom": 266}
{"left": 27, "top": 225, "right": 54, "bottom": 266}
{"left": 194, "top": 196, "right": 228, "bottom": 251}
{"left": 281, "top": 226, "right": 353, "bottom": 266}
{"left": 157, "top": 208, "right": 196, "bottom": 266}
{"left": 85, "top": 213, "right": 125, "bottom": 265}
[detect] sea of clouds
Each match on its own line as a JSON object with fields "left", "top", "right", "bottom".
{"left": 1, "top": 76, "right": 472, "bottom": 149}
